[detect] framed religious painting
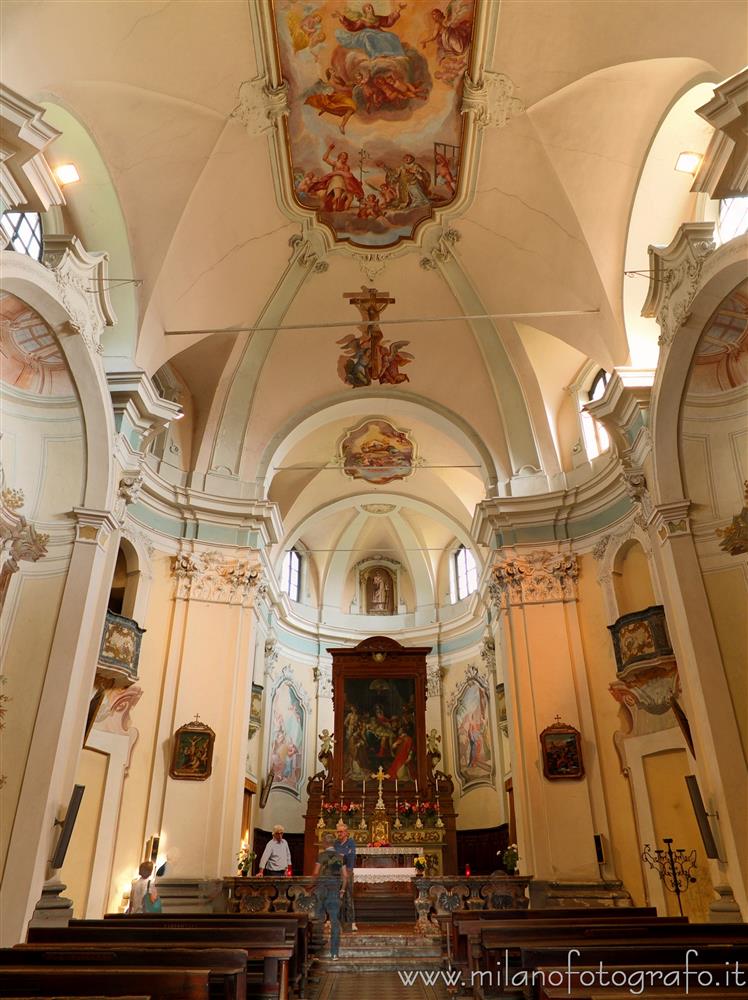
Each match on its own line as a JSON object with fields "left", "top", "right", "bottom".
{"left": 540, "top": 718, "right": 585, "bottom": 780}
{"left": 169, "top": 717, "right": 215, "bottom": 781}
{"left": 328, "top": 635, "right": 430, "bottom": 791}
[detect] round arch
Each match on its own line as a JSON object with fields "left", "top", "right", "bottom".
{"left": 255, "top": 391, "right": 502, "bottom": 497}
{"left": 650, "top": 234, "right": 748, "bottom": 505}
{"left": 0, "top": 252, "right": 116, "bottom": 510}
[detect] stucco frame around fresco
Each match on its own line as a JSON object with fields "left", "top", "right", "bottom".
{"left": 248, "top": 0, "right": 498, "bottom": 260}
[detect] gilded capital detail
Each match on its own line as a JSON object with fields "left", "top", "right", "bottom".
{"left": 489, "top": 550, "right": 579, "bottom": 607}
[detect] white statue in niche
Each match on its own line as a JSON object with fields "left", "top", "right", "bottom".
{"left": 366, "top": 567, "right": 395, "bottom": 614}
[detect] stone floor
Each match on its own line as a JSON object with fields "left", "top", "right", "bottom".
{"left": 309, "top": 923, "right": 451, "bottom": 997}
{"left": 312, "top": 970, "right": 451, "bottom": 999}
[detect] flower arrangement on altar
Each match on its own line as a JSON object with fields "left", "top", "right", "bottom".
{"left": 414, "top": 854, "right": 428, "bottom": 874}
{"left": 397, "top": 800, "right": 439, "bottom": 825}
{"left": 321, "top": 800, "right": 361, "bottom": 818}
{"left": 368, "top": 839, "right": 391, "bottom": 848}
{"left": 237, "top": 844, "right": 256, "bottom": 877}
{"left": 500, "top": 843, "right": 520, "bottom": 874}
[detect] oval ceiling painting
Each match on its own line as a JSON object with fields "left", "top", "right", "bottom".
{"left": 272, "top": 0, "right": 477, "bottom": 248}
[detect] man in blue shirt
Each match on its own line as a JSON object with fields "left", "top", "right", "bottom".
{"left": 335, "top": 822, "right": 357, "bottom": 931}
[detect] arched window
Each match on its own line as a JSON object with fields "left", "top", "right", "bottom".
{"left": 454, "top": 545, "right": 478, "bottom": 601}
{"left": 582, "top": 368, "right": 611, "bottom": 459}
{"left": 281, "top": 548, "right": 301, "bottom": 602}
{"left": 1, "top": 211, "right": 43, "bottom": 261}
{"left": 715, "top": 196, "right": 748, "bottom": 246}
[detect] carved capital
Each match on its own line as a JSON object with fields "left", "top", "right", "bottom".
{"left": 641, "top": 223, "right": 716, "bottom": 347}
{"left": 173, "top": 549, "right": 261, "bottom": 604}
{"left": 420, "top": 227, "right": 461, "bottom": 270}
{"left": 231, "top": 76, "right": 289, "bottom": 136}
{"left": 648, "top": 500, "right": 692, "bottom": 544}
{"left": 288, "top": 233, "right": 328, "bottom": 272}
{"left": 0, "top": 477, "right": 49, "bottom": 614}
{"left": 461, "top": 71, "right": 524, "bottom": 129}
{"left": 490, "top": 550, "right": 579, "bottom": 607}
{"left": 43, "top": 234, "right": 116, "bottom": 354}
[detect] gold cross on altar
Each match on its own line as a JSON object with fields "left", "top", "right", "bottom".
{"left": 370, "top": 766, "right": 387, "bottom": 809}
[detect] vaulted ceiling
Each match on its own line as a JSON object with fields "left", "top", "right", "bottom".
{"left": 3, "top": 0, "right": 746, "bottom": 618}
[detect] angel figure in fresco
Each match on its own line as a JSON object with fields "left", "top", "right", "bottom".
{"left": 434, "top": 150, "right": 456, "bottom": 197}
{"left": 305, "top": 69, "right": 358, "bottom": 134}
{"left": 308, "top": 142, "right": 365, "bottom": 210}
{"left": 333, "top": 2, "right": 408, "bottom": 59}
{"left": 378, "top": 341, "right": 414, "bottom": 384}
{"left": 287, "top": 9, "right": 326, "bottom": 54}
{"left": 420, "top": 2, "right": 473, "bottom": 83}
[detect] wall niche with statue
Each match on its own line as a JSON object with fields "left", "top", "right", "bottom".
{"left": 354, "top": 559, "right": 401, "bottom": 615}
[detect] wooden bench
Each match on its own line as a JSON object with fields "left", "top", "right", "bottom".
{"left": 26, "top": 928, "right": 292, "bottom": 1000}
{"left": 447, "top": 909, "right": 661, "bottom": 975}
{"left": 476, "top": 923, "right": 748, "bottom": 998}
{"left": 96, "top": 914, "right": 310, "bottom": 997}
{"left": 455, "top": 915, "right": 687, "bottom": 991}
{"left": 0, "top": 966, "right": 211, "bottom": 999}
{"left": 6, "top": 946, "right": 247, "bottom": 1000}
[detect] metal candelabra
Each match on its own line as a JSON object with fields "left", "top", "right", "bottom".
{"left": 641, "top": 837, "right": 697, "bottom": 916}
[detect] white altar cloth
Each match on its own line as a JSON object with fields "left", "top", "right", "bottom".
{"left": 354, "top": 867, "right": 416, "bottom": 883}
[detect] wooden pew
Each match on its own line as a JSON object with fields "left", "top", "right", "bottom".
{"left": 476, "top": 923, "right": 748, "bottom": 999}
{"left": 6, "top": 946, "right": 247, "bottom": 1000}
{"left": 453, "top": 914, "right": 687, "bottom": 990}
{"left": 97, "top": 913, "right": 310, "bottom": 997}
{"left": 445, "top": 908, "right": 658, "bottom": 972}
{"left": 26, "top": 927, "right": 292, "bottom": 1000}
{"left": 0, "top": 966, "right": 210, "bottom": 999}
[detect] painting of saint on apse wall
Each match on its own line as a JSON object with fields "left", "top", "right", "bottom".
{"left": 452, "top": 672, "right": 494, "bottom": 790}
{"left": 272, "top": 0, "right": 477, "bottom": 247}
{"left": 267, "top": 677, "right": 306, "bottom": 794}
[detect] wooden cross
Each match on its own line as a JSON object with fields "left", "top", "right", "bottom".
{"left": 345, "top": 286, "right": 396, "bottom": 381}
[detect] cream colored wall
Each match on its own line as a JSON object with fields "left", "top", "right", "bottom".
{"left": 0, "top": 573, "right": 68, "bottom": 871}
{"left": 0, "top": 386, "right": 85, "bottom": 877}
{"left": 613, "top": 541, "right": 657, "bottom": 617}
{"left": 703, "top": 568, "right": 748, "bottom": 761}
{"left": 59, "top": 747, "right": 109, "bottom": 917}
{"left": 642, "top": 749, "right": 714, "bottom": 921}
{"left": 682, "top": 385, "right": 748, "bottom": 763}
{"left": 107, "top": 553, "right": 174, "bottom": 910}
{"left": 577, "top": 552, "right": 646, "bottom": 904}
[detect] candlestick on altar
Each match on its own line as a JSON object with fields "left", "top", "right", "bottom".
{"left": 415, "top": 793, "right": 423, "bottom": 829}
{"left": 359, "top": 798, "right": 367, "bottom": 830}
{"left": 435, "top": 798, "right": 444, "bottom": 828}
{"left": 393, "top": 796, "right": 402, "bottom": 829}
{"left": 370, "top": 765, "right": 386, "bottom": 811}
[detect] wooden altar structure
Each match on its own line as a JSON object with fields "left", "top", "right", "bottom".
{"left": 303, "top": 636, "right": 458, "bottom": 876}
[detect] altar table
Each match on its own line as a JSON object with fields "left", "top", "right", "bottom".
{"left": 354, "top": 867, "right": 416, "bottom": 882}
{"left": 356, "top": 846, "right": 421, "bottom": 868}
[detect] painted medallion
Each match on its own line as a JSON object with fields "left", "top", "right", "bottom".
{"left": 340, "top": 418, "right": 415, "bottom": 484}
{"left": 272, "top": 0, "right": 476, "bottom": 247}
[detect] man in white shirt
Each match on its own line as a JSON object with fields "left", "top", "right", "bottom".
{"left": 257, "top": 824, "right": 292, "bottom": 876}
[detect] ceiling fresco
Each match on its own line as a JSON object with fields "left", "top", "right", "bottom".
{"left": 689, "top": 280, "right": 748, "bottom": 394}
{"left": 272, "top": 0, "right": 477, "bottom": 248}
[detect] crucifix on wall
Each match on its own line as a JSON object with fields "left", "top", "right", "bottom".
{"left": 336, "top": 286, "right": 414, "bottom": 388}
